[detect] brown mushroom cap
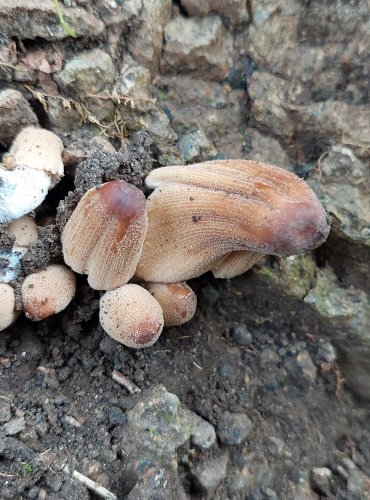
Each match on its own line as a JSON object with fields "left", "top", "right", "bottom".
{"left": 21, "top": 264, "right": 76, "bottom": 321}
{"left": 99, "top": 284, "right": 164, "bottom": 348}
{"left": 0, "top": 283, "right": 18, "bottom": 331}
{"left": 135, "top": 160, "right": 330, "bottom": 282}
{"left": 144, "top": 282, "right": 197, "bottom": 327}
{"left": 62, "top": 180, "right": 148, "bottom": 291}
{"left": 7, "top": 216, "right": 38, "bottom": 248}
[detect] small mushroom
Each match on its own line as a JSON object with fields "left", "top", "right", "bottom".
{"left": 135, "top": 160, "right": 330, "bottom": 282}
{"left": 21, "top": 264, "right": 76, "bottom": 321}
{"left": 144, "top": 282, "right": 197, "bottom": 326}
{"left": 0, "top": 127, "right": 64, "bottom": 224}
{"left": 99, "top": 283, "right": 164, "bottom": 348}
{"left": 0, "top": 283, "right": 18, "bottom": 331}
{"left": 0, "top": 215, "right": 39, "bottom": 283}
{"left": 62, "top": 180, "right": 147, "bottom": 291}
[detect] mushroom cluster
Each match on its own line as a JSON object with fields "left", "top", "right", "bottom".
{"left": 0, "top": 127, "right": 331, "bottom": 350}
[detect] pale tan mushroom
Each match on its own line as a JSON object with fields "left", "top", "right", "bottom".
{"left": 0, "top": 283, "right": 18, "bottom": 331}
{"left": 21, "top": 264, "right": 76, "bottom": 321}
{"left": 7, "top": 215, "right": 38, "bottom": 248}
{"left": 62, "top": 180, "right": 147, "bottom": 291}
{"left": 99, "top": 284, "right": 164, "bottom": 348}
{"left": 135, "top": 160, "right": 330, "bottom": 282}
{"left": 0, "top": 127, "right": 64, "bottom": 224}
{"left": 144, "top": 282, "right": 197, "bottom": 326}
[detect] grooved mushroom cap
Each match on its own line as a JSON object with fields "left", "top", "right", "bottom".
{"left": 7, "top": 216, "right": 38, "bottom": 248}
{"left": 99, "top": 284, "right": 164, "bottom": 348}
{"left": 4, "top": 127, "right": 64, "bottom": 183}
{"left": 0, "top": 283, "right": 18, "bottom": 331}
{"left": 135, "top": 160, "right": 330, "bottom": 282}
{"left": 21, "top": 264, "right": 76, "bottom": 321}
{"left": 62, "top": 180, "right": 148, "bottom": 291}
{"left": 145, "top": 282, "right": 197, "bottom": 327}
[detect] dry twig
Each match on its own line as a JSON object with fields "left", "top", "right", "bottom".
{"left": 112, "top": 369, "right": 141, "bottom": 394}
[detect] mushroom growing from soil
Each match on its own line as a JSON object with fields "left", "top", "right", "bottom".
{"left": 0, "top": 127, "right": 64, "bottom": 224}
{"left": 135, "top": 160, "right": 330, "bottom": 282}
{"left": 99, "top": 284, "right": 164, "bottom": 348}
{"left": 144, "top": 282, "right": 197, "bottom": 327}
{"left": 62, "top": 180, "right": 147, "bottom": 291}
{"left": 21, "top": 264, "right": 76, "bottom": 321}
{"left": 0, "top": 283, "right": 18, "bottom": 331}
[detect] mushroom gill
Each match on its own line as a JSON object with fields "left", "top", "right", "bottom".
{"left": 135, "top": 160, "right": 330, "bottom": 283}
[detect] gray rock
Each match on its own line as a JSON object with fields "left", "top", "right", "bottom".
{"left": 127, "top": 467, "right": 187, "bottom": 500}
{"left": 216, "top": 411, "right": 252, "bottom": 445}
{"left": 296, "top": 351, "right": 317, "bottom": 383}
{"left": 0, "top": 0, "right": 104, "bottom": 40}
{"left": 181, "top": 0, "right": 250, "bottom": 25}
{"left": 242, "top": 128, "right": 292, "bottom": 171}
{"left": 123, "top": 384, "right": 216, "bottom": 461}
{"left": 232, "top": 325, "right": 253, "bottom": 346}
{"left": 304, "top": 266, "right": 370, "bottom": 399}
{"left": 192, "top": 453, "right": 228, "bottom": 491}
{"left": 0, "top": 89, "right": 38, "bottom": 147}
{"left": 178, "top": 129, "right": 217, "bottom": 162}
{"left": 3, "top": 416, "right": 25, "bottom": 435}
{"left": 161, "top": 15, "right": 233, "bottom": 81}
{"left": 128, "top": 0, "right": 172, "bottom": 75}
{"left": 311, "top": 467, "right": 332, "bottom": 496}
{"left": 0, "top": 399, "right": 11, "bottom": 423}
{"left": 191, "top": 419, "right": 216, "bottom": 450}
{"left": 308, "top": 145, "right": 370, "bottom": 248}
{"left": 55, "top": 49, "right": 115, "bottom": 96}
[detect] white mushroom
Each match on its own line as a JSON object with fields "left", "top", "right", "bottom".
{"left": 0, "top": 283, "right": 18, "bottom": 331}
{"left": 0, "top": 127, "right": 64, "bottom": 224}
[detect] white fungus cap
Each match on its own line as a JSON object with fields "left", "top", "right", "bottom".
{"left": 0, "top": 127, "right": 64, "bottom": 224}
{"left": 21, "top": 264, "right": 76, "bottom": 321}
{"left": 99, "top": 284, "right": 164, "bottom": 348}
{"left": 0, "top": 283, "right": 18, "bottom": 331}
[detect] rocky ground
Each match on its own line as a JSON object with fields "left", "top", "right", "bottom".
{"left": 0, "top": 0, "right": 370, "bottom": 499}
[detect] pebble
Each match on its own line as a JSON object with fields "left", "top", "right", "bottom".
{"left": 193, "top": 453, "right": 228, "bottom": 490}
{"left": 216, "top": 411, "right": 252, "bottom": 445}
{"left": 3, "top": 416, "right": 25, "bottom": 435}
{"left": 191, "top": 420, "right": 216, "bottom": 450}
{"left": 311, "top": 466, "right": 332, "bottom": 496}
{"left": 232, "top": 325, "right": 253, "bottom": 346}
{"left": 0, "top": 399, "right": 11, "bottom": 423}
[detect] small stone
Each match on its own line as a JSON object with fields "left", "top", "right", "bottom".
{"left": 318, "top": 340, "right": 337, "bottom": 363}
{"left": 267, "top": 436, "right": 285, "bottom": 457}
{"left": 108, "top": 406, "right": 127, "bottom": 427}
{"left": 0, "top": 89, "right": 38, "bottom": 146}
{"left": 3, "top": 416, "right": 25, "bottom": 435}
{"left": 296, "top": 351, "right": 317, "bottom": 382}
{"left": 177, "top": 129, "right": 217, "bottom": 162}
{"left": 0, "top": 399, "right": 11, "bottom": 423}
{"left": 216, "top": 411, "right": 252, "bottom": 446}
{"left": 193, "top": 453, "right": 228, "bottom": 490}
{"left": 232, "top": 325, "right": 253, "bottom": 346}
{"left": 54, "top": 394, "right": 69, "bottom": 406}
{"left": 311, "top": 467, "right": 332, "bottom": 496}
{"left": 191, "top": 420, "right": 216, "bottom": 450}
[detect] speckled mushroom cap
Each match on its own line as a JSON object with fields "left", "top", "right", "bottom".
{"left": 4, "top": 127, "right": 64, "bottom": 183}
{"left": 99, "top": 284, "right": 164, "bottom": 348}
{"left": 21, "top": 264, "right": 76, "bottom": 321}
{"left": 144, "top": 282, "right": 197, "bottom": 327}
{"left": 0, "top": 283, "right": 18, "bottom": 331}
{"left": 7, "top": 215, "right": 38, "bottom": 248}
{"left": 62, "top": 180, "right": 148, "bottom": 291}
{"left": 135, "top": 160, "right": 330, "bottom": 282}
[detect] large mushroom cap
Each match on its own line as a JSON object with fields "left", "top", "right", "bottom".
{"left": 21, "top": 264, "right": 76, "bottom": 321}
{"left": 62, "top": 180, "right": 148, "bottom": 291}
{"left": 135, "top": 160, "right": 330, "bottom": 282}
{"left": 99, "top": 284, "right": 164, "bottom": 348}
